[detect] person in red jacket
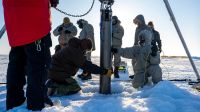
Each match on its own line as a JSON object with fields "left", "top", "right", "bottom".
{"left": 3, "top": 0, "right": 59, "bottom": 111}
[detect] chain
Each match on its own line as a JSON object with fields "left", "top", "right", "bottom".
{"left": 54, "top": 0, "right": 95, "bottom": 17}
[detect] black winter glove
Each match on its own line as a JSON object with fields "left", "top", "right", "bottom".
{"left": 111, "top": 47, "right": 118, "bottom": 53}
{"left": 65, "top": 30, "right": 71, "bottom": 34}
{"left": 58, "top": 27, "right": 63, "bottom": 32}
{"left": 50, "top": 0, "right": 59, "bottom": 7}
{"left": 159, "top": 48, "right": 162, "bottom": 53}
{"left": 151, "top": 51, "right": 157, "bottom": 57}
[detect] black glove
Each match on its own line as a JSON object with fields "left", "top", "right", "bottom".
{"left": 111, "top": 47, "right": 118, "bottom": 53}
{"left": 151, "top": 51, "right": 157, "bottom": 57}
{"left": 65, "top": 30, "right": 71, "bottom": 34}
{"left": 50, "top": 0, "right": 59, "bottom": 7}
{"left": 58, "top": 27, "right": 63, "bottom": 32}
{"left": 159, "top": 48, "right": 162, "bottom": 53}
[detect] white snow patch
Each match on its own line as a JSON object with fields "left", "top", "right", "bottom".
{"left": 0, "top": 56, "right": 200, "bottom": 112}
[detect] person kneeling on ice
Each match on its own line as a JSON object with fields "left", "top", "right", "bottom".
{"left": 111, "top": 29, "right": 151, "bottom": 88}
{"left": 46, "top": 37, "right": 113, "bottom": 96}
{"left": 146, "top": 44, "right": 163, "bottom": 85}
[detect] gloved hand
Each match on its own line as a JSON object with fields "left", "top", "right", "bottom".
{"left": 104, "top": 69, "right": 113, "bottom": 77}
{"left": 151, "top": 51, "right": 157, "bottom": 57}
{"left": 58, "top": 27, "right": 63, "bottom": 32}
{"left": 138, "top": 39, "right": 145, "bottom": 46}
{"left": 111, "top": 47, "right": 118, "bottom": 53}
{"left": 159, "top": 48, "right": 162, "bottom": 53}
{"left": 65, "top": 30, "right": 71, "bottom": 34}
{"left": 50, "top": 0, "right": 59, "bottom": 7}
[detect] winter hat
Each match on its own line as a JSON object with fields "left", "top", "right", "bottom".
{"left": 112, "top": 16, "right": 120, "bottom": 25}
{"left": 112, "top": 16, "right": 118, "bottom": 21}
{"left": 63, "top": 17, "right": 70, "bottom": 24}
{"left": 77, "top": 19, "right": 87, "bottom": 25}
{"left": 148, "top": 21, "right": 154, "bottom": 28}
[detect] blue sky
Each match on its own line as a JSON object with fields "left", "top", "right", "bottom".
{"left": 0, "top": 0, "right": 200, "bottom": 56}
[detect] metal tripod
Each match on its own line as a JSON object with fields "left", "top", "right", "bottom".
{"left": 0, "top": 25, "right": 6, "bottom": 39}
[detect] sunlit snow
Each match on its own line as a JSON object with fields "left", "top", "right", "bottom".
{"left": 0, "top": 55, "right": 200, "bottom": 112}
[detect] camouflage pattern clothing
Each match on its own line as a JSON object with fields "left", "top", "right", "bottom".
{"left": 78, "top": 20, "right": 95, "bottom": 61}
{"left": 146, "top": 52, "right": 162, "bottom": 84}
{"left": 117, "top": 29, "right": 153, "bottom": 88}
{"left": 112, "top": 16, "right": 124, "bottom": 67}
{"left": 53, "top": 23, "right": 77, "bottom": 46}
{"left": 48, "top": 38, "right": 107, "bottom": 96}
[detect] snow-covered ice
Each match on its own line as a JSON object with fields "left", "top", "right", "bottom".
{"left": 0, "top": 55, "right": 200, "bottom": 112}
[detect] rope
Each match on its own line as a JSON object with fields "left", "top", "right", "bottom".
{"left": 54, "top": 0, "right": 95, "bottom": 17}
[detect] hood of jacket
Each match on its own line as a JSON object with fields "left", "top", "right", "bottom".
{"left": 134, "top": 14, "right": 145, "bottom": 26}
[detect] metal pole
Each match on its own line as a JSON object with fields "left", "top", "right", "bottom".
{"left": 0, "top": 25, "right": 6, "bottom": 39}
{"left": 163, "top": 0, "right": 200, "bottom": 80}
{"left": 99, "top": 0, "right": 114, "bottom": 94}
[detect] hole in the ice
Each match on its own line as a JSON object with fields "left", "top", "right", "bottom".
{"left": 81, "top": 83, "right": 125, "bottom": 94}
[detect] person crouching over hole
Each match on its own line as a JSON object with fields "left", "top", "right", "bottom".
{"left": 46, "top": 37, "right": 113, "bottom": 96}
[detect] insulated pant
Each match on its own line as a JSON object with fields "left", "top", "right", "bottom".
{"left": 112, "top": 46, "right": 121, "bottom": 67}
{"left": 84, "top": 52, "right": 92, "bottom": 74}
{"left": 53, "top": 77, "right": 81, "bottom": 96}
{"left": 6, "top": 33, "right": 52, "bottom": 110}
{"left": 113, "top": 53, "right": 121, "bottom": 67}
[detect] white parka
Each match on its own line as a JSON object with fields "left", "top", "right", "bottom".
{"left": 53, "top": 23, "right": 77, "bottom": 45}
{"left": 79, "top": 21, "right": 95, "bottom": 51}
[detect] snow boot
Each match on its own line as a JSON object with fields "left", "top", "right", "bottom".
{"left": 44, "top": 97, "right": 53, "bottom": 107}
{"left": 45, "top": 79, "right": 57, "bottom": 96}
{"left": 114, "top": 66, "right": 119, "bottom": 78}
{"left": 129, "top": 75, "right": 134, "bottom": 79}
{"left": 77, "top": 70, "right": 87, "bottom": 79}
{"left": 77, "top": 73, "right": 84, "bottom": 78}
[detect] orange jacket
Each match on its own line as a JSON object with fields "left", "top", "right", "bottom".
{"left": 3, "top": 0, "right": 51, "bottom": 47}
